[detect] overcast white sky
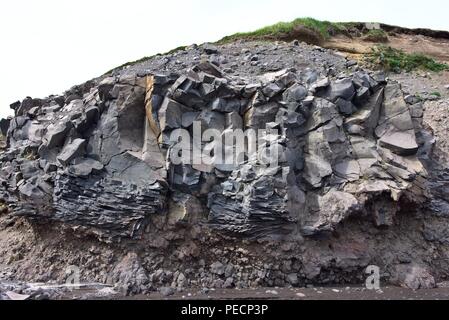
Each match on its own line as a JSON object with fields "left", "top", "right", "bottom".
{"left": 0, "top": 0, "right": 447, "bottom": 118}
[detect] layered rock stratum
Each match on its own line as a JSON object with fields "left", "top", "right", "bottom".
{"left": 0, "top": 38, "right": 448, "bottom": 296}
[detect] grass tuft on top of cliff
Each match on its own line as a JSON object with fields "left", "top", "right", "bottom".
{"left": 218, "top": 17, "right": 349, "bottom": 43}
{"left": 363, "top": 29, "right": 389, "bottom": 43}
{"left": 367, "top": 46, "right": 449, "bottom": 72}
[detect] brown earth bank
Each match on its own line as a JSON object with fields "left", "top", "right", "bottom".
{"left": 326, "top": 33, "right": 449, "bottom": 65}
{"left": 219, "top": 21, "right": 449, "bottom": 65}
{"left": 321, "top": 23, "right": 449, "bottom": 65}
{"left": 1, "top": 24, "right": 449, "bottom": 300}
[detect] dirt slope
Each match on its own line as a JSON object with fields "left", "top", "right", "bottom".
{"left": 326, "top": 33, "right": 449, "bottom": 65}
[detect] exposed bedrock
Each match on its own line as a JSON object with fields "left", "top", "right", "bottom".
{"left": 0, "top": 57, "right": 429, "bottom": 243}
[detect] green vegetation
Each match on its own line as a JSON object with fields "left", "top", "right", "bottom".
{"left": 431, "top": 91, "right": 442, "bottom": 97}
{"left": 366, "top": 29, "right": 387, "bottom": 37}
{"left": 219, "top": 17, "right": 349, "bottom": 43}
{"left": 367, "top": 46, "right": 449, "bottom": 72}
{"left": 363, "top": 29, "right": 389, "bottom": 42}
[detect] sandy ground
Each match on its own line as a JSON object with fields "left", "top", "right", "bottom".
{"left": 59, "top": 285, "right": 449, "bottom": 300}
{"left": 325, "top": 33, "right": 449, "bottom": 65}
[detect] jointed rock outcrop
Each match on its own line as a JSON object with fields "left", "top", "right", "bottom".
{"left": 0, "top": 48, "right": 428, "bottom": 240}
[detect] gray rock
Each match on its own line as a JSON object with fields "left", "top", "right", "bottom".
{"left": 354, "top": 86, "right": 370, "bottom": 105}
{"left": 243, "top": 83, "right": 261, "bottom": 98}
{"left": 194, "top": 61, "right": 223, "bottom": 78}
{"left": 409, "top": 103, "right": 424, "bottom": 118}
{"left": 262, "top": 83, "right": 283, "bottom": 98}
{"left": 57, "top": 139, "right": 87, "bottom": 166}
{"left": 287, "top": 273, "right": 299, "bottom": 286}
{"left": 52, "top": 175, "right": 167, "bottom": 238}
{"left": 395, "top": 264, "right": 436, "bottom": 290}
{"left": 9, "top": 101, "right": 21, "bottom": 112}
{"left": 245, "top": 102, "right": 279, "bottom": 129}
{"left": 158, "top": 98, "right": 192, "bottom": 132}
{"left": 353, "top": 71, "right": 377, "bottom": 89}
{"left": 345, "top": 88, "right": 383, "bottom": 136}
{"left": 312, "top": 77, "right": 330, "bottom": 91}
{"left": 303, "top": 155, "right": 332, "bottom": 188}
{"left": 65, "top": 94, "right": 81, "bottom": 105}
{"left": 305, "top": 98, "right": 340, "bottom": 132}
{"left": 282, "top": 83, "right": 307, "bottom": 103}
{"left": 107, "top": 151, "right": 163, "bottom": 186}
{"left": 202, "top": 43, "right": 219, "bottom": 55}
{"left": 181, "top": 111, "right": 200, "bottom": 128}
{"left": 44, "top": 163, "right": 57, "bottom": 173}
{"left": 160, "top": 287, "right": 175, "bottom": 297}
{"left": 16, "top": 97, "right": 42, "bottom": 116}
{"left": 85, "top": 106, "right": 100, "bottom": 122}
{"left": 345, "top": 60, "right": 357, "bottom": 67}
{"left": 224, "top": 264, "right": 235, "bottom": 278}
{"left": 223, "top": 277, "right": 234, "bottom": 288}
{"left": 211, "top": 98, "right": 241, "bottom": 113}
{"left": 404, "top": 95, "right": 421, "bottom": 105}
{"left": 176, "top": 273, "right": 187, "bottom": 287}
{"left": 334, "top": 160, "right": 361, "bottom": 181}
{"left": 44, "top": 121, "right": 73, "bottom": 149}
{"left": 18, "top": 179, "right": 47, "bottom": 200}
{"left": 372, "top": 197, "right": 397, "bottom": 227}
{"left": 305, "top": 191, "right": 360, "bottom": 234}
{"left": 210, "top": 262, "right": 225, "bottom": 276}
{"left": 68, "top": 158, "right": 104, "bottom": 177}
{"left": 376, "top": 83, "right": 414, "bottom": 140}
{"left": 326, "top": 78, "right": 355, "bottom": 101}
{"left": 0, "top": 118, "right": 10, "bottom": 136}
{"left": 226, "top": 111, "right": 243, "bottom": 129}
{"left": 20, "top": 161, "right": 40, "bottom": 180}
{"left": 335, "top": 98, "right": 355, "bottom": 116}
{"left": 379, "top": 131, "right": 419, "bottom": 156}
{"left": 198, "top": 110, "right": 225, "bottom": 132}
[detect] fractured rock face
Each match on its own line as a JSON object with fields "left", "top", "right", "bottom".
{"left": 302, "top": 191, "right": 360, "bottom": 235}
{"left": 1, "top": 76, "right": 168, "bottom": 240}
{"left": 0, "top": 54, "right": 429, "bottom": 240}
{"left": 57, "top": 138, "right": 86, "bottom": 166}
{"left": 376, "top": 83, "right": 419, "bottom": 156}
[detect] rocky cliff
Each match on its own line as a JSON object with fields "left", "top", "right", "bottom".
{"left": 0, "top": 40, "right": 447, "bottom": 295}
